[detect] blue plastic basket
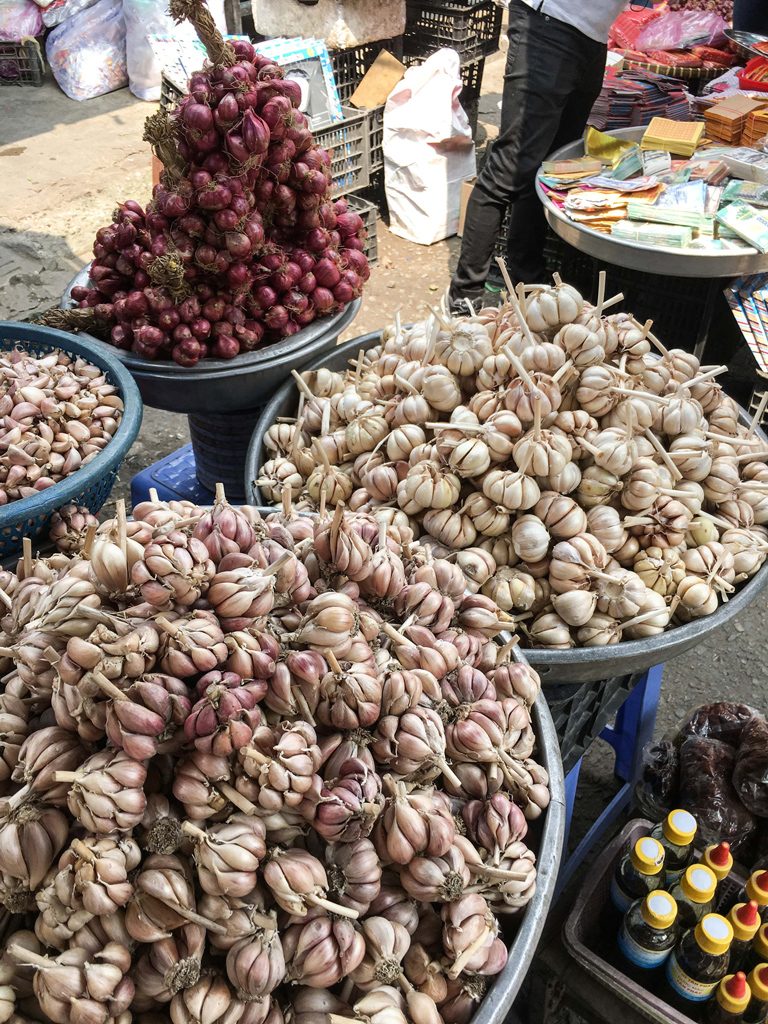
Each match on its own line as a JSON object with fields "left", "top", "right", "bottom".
{"left": 0, "top": 322, "right": 143, "bottom": 558}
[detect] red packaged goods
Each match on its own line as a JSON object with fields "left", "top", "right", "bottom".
{"left": 645, "top": 49, "right": 704, "bottom": 68}
{"left": 692, "top": 45, "right": 736, "bottom": 66}
{"left": 609, "top": 7, "right": 661, "bottom": 50}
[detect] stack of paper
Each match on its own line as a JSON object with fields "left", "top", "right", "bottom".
{"left": 641, "top": 117, "right": 704, "bottom": 157}
{"left": 743, "top": 108, "right": 768, "bottom": 148}
{"left": 588, "top": 68, "right": 691, "bottom": 132}
{"left": 704, "top": 95, "right": 767, "bottom": 145}
{"left": 611, "top": 219, "right": 693, "bottom": 247}
{"left": 627, "top": 200, "right": 713, "bottom": 230}
{"left": 716, "top": 201, "right": 768, "bottom": 252}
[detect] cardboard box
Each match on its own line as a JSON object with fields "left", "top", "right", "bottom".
{"left": 458, "top": 177, "right": 476, "bottom": 237}
{"left": 350, "top": 49, "right": 405, "bottom": 109}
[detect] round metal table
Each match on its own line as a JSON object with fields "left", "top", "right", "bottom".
{"left": 535, "top": 127, "right": 768, "bottom": 358}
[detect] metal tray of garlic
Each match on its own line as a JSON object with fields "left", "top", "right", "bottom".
{"left": 247, "top": 268, "right": 768, "bottom": 685}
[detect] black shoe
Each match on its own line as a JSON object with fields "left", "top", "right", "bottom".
{"left": 448, "top": 288, "right": 495, "bottom": 317}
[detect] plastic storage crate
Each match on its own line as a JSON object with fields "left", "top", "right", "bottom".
{"left": 563, "top": 819, "right": 745, "bottom": 1024}
{"left": 368, "top": 105, "right": 385, "bottom": 173}
{"left": 460, "top": 56, "right": 485, "bottom": 136}
{"left": 346, "top": 193, "right": 379, "bottom": 265}
{"left": 315, "top": 105, "right": 370, "bottom": 196}
{"left": 546, "top": 674, "right": 642, "bottom": 777}
{"left": 0, "top": 39, "right": 44, "bottom": 86}
{"left": 404, "top": 0, "right": 503, "bottom": 64}
{"left": 159, "top": 72, "right": 184, "bottom": 111}
{"left": 131, "top": 444, "right": 214, "bottom": 508}
{"left": 330, "top": 37, "right": 403, "bottom": 104}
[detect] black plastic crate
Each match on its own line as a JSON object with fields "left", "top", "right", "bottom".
{"left": 330, "top": 37, "right": 403, "bottom": 104}
{"left": 346, "top": 194, "right": 379, "bottom": 266}
{"left": 545, "top": 674, "right": 641, "bottom": 776}
{"left": 0, "top": 39, "right": 44, "bottom": 87}
{"left": 404, "top": 0, "right": 503, "bottom": 64}
{"left": 460, "top": 56, "right": 484, "bottom": 136}
{"left": 315, "top": 105, "right": 370, "bottom": 197}
{"left": 368, "top": 105, "right": 384, "bottom": 173}
{"left": 160, "top": 72, "right": 184, "bottom": 112}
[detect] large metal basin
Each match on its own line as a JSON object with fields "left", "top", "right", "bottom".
{"left": 61, "top": 267, "right": 361, "bottom": 414}
{"left": 245, "top": 333, "right": 768, "bottom": 684}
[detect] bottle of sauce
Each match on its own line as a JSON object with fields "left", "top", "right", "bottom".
{"left": 670, "top": 863, "right": 718, "bottom": 931}
{"left": 618, "top": 890, "right": 678, "bottom": 978}
{"left": 705, "top": 973, "right": 752, "bottom": 1024}
{"left": 651, "top": 809, "right": 697, "bottom": 885}
{"left": 730, "top": 904, "right": 762, "bottom": 974}
{"left": 744, "top": 927, "right": 768, "bottom": 977}
{"left": 737, "top": 875, "right": 768, "bottom": 922}
{"left": 610, "top": 836, "right": 665, "bottom": 914}
{"left": 704, "top": 843, "right": 735, "bottom": 883}
{"left": 746, "top": 966, "right": 768, "bottom": 1024}
{"left": 665, "top": 913, "right": 734, "bottom": 1010}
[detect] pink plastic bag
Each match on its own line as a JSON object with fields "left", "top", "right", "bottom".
{"left": 0, "top": 0, "right": 43, "bottom": 40}
{"left": 635, "top": 10, "right": 727, "bottom": 52}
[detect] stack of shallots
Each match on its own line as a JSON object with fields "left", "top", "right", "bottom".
{"left": 60, "top": 0, "right": 368, "bottom": 366}
{"left": 0, "top": 488, "right": 548, "bottom": 1024}
{"left": 257, "top": 268, "right": 768, "bottom": 649}
{"left": 0, "top": 347, "right": 123, "bottom": 507}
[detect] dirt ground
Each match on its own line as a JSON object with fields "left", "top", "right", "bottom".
{"left": 1, "top": 45, "right": 767, "bottom": 845}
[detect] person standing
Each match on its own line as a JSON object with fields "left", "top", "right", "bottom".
{"left": 733, "top": 0, "right": 768, "bottom": 35}
{"left": 449, "top": 0, "right": 628, "bottom": 308}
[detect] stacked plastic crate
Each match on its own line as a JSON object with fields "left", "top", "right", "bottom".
{"left": 402, "top": 0, "right": 503, "bottom": 137}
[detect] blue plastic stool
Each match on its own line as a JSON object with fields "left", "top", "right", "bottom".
{"left": 130, "top": 444, "right": 214, "bottom": 508}
{"left": 556, "top": 663, "right": 664, "bottom": 896}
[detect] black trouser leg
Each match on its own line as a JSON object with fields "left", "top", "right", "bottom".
{"left": 734, "top": 0, "right": 768, "bottom": 33}
{"left": 451, "top": 0, "right": 606, "bottom": 299}
{"left": 505, "top": 51, "right": 606, "bottom": 283}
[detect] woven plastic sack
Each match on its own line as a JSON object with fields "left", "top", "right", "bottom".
{"left": 384, "top": 48, "right": 476, "bottom": 245}
{"left": 46, "top": 0, "right": 127, "bottom": 101}
{"left": 123, "top": 0, "right": 226, "bottom": 101}
{"left": 0, "top": 0, "right": 42, "bottom": 39}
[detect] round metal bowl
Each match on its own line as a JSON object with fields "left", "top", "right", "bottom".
{"left": 725, "top": 28, "right": 768, "bottom": 61}
{"left": 246, "top": 331, "right": 768, "bottom": 684}
{"left": 61, "top": 268, "right": 361, "bottom": 414}
{"left": 536, "top": 127, "right": 768, "bottom": 279}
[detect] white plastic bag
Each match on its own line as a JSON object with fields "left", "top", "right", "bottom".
{"left": 383, "top": 48, "right": 476, "bottom": 245}
{"left": 42, "top": 0, "right": 97, "bottom": 29}
{"left": 123, "top": 0, "right": 226, "bottom": 102}
{"left": 0, "top": 0, "right": 42, "bottom": 39}
{"left": 46, "top": 0, "right": 128, "bottom": 100}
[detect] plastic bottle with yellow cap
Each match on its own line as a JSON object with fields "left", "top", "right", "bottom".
{"left": 745, "top": 965, "right": 768, "bottom": 1024}
{"left": 610, "top": 835, "right": 665, "bottom": 914}
{"left": 670, "top": 863, "right": 719, "bottom": 931}
{"left": 705, "top": 843, "right": 735, "bottom": 884}
{"left": 665, "top": 913, "right": 734, "bottom": 1009}
{"left": 651, "top": 809, "right": 697, "bottom": 885}
{"left": 705, "top": 972, "right": 752, "bottom": 1024}
{"left": 730, "top": 903, "right": 762, "bottom": 974}
{"left": 618, "top": 890, "right": 679, "bottom": 978}
{"left": 736, "top": 874, "right": 768, "bottom": 923}
{"left": 745, "top": 926, "right": 768, "bottom": 977}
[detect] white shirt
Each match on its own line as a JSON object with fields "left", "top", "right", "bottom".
{"left": 518, "top": 0, "right": 628, "bottom": 43}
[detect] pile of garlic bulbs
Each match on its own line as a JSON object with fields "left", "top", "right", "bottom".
{"left": 257, "top": 271, "right": 768, "bottom": 649}
{"left": 0, "top": 490, "right": 549, "bottom": 1024}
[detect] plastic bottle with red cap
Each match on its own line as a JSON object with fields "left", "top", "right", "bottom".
{"left": 705, "top": 972, "right": 752, "bottom": 1024}
{"left": 745, "top": 964, "right": 768, "bottom": 1024}
{"left": 730, "top": 904, "right": 763, "bottom": 974}
{"left": 736, "top": 874, "right": 768, "bottom": 923}
{"left": 745, "top": 926, "right": 768, "bottom": 977}
{"left": 705, "top": 843, "right": 735, "bottom": 883}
